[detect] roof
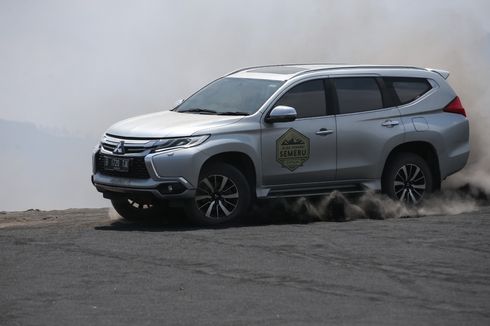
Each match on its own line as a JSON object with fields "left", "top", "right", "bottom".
{"left": 228, "top": 64, "right": 430, "bottom": 81}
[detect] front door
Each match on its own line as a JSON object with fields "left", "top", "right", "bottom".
{"left": 261, "top": 79, "right": 336, "bottom": 187}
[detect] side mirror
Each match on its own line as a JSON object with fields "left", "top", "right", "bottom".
{"left": 265, "top": 106, "right": 297, "bottom": 123}
{"left": 174, "top": 99, "right": 185, "bottom": 108}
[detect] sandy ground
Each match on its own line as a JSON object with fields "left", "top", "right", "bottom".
{"left": 1, "top": 207, "right": 489, "bottom": 325}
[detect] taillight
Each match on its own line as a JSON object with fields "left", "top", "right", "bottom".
{"left": 444, "top": 96, "right": 466, "bottom": 117}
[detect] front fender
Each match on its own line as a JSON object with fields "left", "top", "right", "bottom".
{"left": 200, "top": 134, "right": 262, "bottom": 186}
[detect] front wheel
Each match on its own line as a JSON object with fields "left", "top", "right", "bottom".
{"left": 382, "top": 153, "right": 434, "bottom": 204}
{"left": 185, "top": 163, "right": 251, "bottom": 226}
{"left": 111, "top": 197, "right": 167, "bottom": 221}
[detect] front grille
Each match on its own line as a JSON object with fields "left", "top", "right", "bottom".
{"left": 95, "top": 153, "right": 150, "bottom": 179}
{"left": 101, "top": 142, "right": 147, "bottom": 154}
{"left": 101, "top": 134, "right": 155, "bottom": 154}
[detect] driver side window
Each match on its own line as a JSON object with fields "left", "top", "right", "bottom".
{"left": 275, "top": 80, "right": 326, "bottom": 119}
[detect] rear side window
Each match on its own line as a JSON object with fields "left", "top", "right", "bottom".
{"left": 275, "top": 80, "right": 326, "bottom": 118}
{"left": 334, "top": 78, "right": 383, "bottom": 114}
{"left": 386, "top": 77, "right": 432, "bottom": 105}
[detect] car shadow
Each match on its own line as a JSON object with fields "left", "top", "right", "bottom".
{"left": 93, "top": 213, "right": 313, "bottom": 232}
{"left": 94, "top": 201, "right": 320, "bottom": 232}
{"left": 95, "top": 192, "right": 443, "bottom": 232}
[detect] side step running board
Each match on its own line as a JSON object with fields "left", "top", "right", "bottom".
{"left": 267, "top": 184, "right": 366, "bottom": 198}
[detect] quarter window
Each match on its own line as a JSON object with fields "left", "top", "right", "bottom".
{"left": 386, "top": 78, "right": 432, "bottom": 105}
{"left": 275, "top": 80, "right": 326, "bottom": 118}
{"left": 334, "top": 78, "right": 383, "bottom": 114}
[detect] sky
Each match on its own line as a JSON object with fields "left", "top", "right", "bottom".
{"left": 0, "top": 0, "right": 489, "bottom": 210}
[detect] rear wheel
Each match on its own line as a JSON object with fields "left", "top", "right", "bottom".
{"left": 111, "top": 197, "right": 167, "bottom": 221}
{"left": 382, "top": 153, "right": 434, "bottom": 204}
{"left": 185, "top": 163, "right": 251, "bottom": 225}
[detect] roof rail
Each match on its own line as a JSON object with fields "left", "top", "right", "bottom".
{"left": 291, "top": 65, "right": 426, "bottom": 78}
{"left": 225, "top": 63, "right": 346, "bottom": 76}
{"left": 226, "top": 64, "right": 428, "bottom": 78}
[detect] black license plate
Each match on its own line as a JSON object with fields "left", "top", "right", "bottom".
{"left": 103, "top": 156, "right": 131, "bottom": 172}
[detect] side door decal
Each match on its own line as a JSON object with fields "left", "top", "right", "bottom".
{"left": 276, "top": 128, "right": 310, "bottom": 171}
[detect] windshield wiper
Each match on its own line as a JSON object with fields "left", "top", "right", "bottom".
{"left": 217, "top": 111, "right": 250, "bottom": 116}
{"left": 179, "top": 108, "right": 217, "bottom": 114}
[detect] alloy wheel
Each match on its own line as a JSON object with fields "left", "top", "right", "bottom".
{"left": 195, "top": 174, "right": 239, "bottom": 219}
{"left": 394, "top": 164, "right": 426, "bottom": 204}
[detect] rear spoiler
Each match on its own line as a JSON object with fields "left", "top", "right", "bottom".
{"left": 427, "top": 68, "right": 450, "bottom": 79}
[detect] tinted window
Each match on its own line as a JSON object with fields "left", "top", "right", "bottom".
{"left": 275, "top": 80, "right": 326, "bottom": 118}
{"left": 387, "top": 78, "right": 432, "bottom": 105}
{"left": 334, "top": 78, "right": 383, "bottom": 114}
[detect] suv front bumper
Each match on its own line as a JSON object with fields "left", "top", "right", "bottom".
{"left": 92, "top": 173, "right": 196, "bottom": 199}
{"left": 92, "top": 145, "right": 207, "bottom": 199}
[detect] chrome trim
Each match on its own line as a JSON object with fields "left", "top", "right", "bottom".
{"left": 381, "top": 120, "right": 400, "bottom": 128}
{"left": 103, "top": 134, "right": 154, "bottom": 145}
{"left": 315, "top": 129, "right": 334, "bottom": 136}
{"left": 147, "top": 157, "right": 193, "bottom": 187}
{"left": 99, "top": 146, "right": 148, "bottom": 156}
{"left": 101, "top": 134, "right": 157, "bottom": 155}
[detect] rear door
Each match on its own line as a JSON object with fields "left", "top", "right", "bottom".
{"left": 333, "top": 76, "right": 404, "bottom": 180}
{"left": 260, "top": 79, "right": 337, "bottom": 187}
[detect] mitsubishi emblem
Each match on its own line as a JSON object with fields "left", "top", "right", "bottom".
{"left": 113, "top": 141, "right": 125, "bottom": 154}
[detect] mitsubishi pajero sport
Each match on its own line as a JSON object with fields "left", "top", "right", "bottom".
{"left": 92, "top": 64, "right": 469, "bottom": 225}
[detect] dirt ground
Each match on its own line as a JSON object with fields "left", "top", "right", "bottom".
{"left": 1, "top": 206, "right": 489, "bottom": 325}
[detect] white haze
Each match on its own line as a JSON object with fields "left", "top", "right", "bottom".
{"left": 0, "top": 0, "right": 489, "bottom": 211}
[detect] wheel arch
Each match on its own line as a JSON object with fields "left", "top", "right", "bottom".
{"left": 200, "top": 151, "right": 257, "bottom": 196}
{"left": 382, "top": 141, "right": 441, "bottom": 190}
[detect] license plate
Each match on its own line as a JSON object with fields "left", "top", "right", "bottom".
{"left": 103, "top": 156, "right": 130, "bottom": 172}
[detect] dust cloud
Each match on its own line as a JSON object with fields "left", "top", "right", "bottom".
{"left": 0, "top": 0, "right": 489, "bottom": 210}
{"left": 255, "top": 190, "right": 480, "bottom": 224}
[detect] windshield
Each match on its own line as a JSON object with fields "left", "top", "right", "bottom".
{"left": 176, "top": 77, "right": 284, "bottom": 115}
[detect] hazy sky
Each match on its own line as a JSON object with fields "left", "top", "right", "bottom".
{"left": 0, "top": 0, "right": 489, "bottom": 210}
{"left": 1, "top": 0, "right": 488, "bottom": 135}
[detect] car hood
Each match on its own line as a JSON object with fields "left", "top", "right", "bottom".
{"left": 106, "top": 110, "right": 244, "bottom": 138}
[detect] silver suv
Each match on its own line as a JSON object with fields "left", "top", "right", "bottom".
{"left": 92, "top": 65, "right": 469, "bottom": 225}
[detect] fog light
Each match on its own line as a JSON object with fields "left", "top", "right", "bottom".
{"left": 157, "top": 182, "right": 185, "bottom": 195}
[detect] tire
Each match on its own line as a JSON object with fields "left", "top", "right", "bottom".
{"left": 111, "top": 197, "right": 167, "bottom": 221}
{"left": 382, "top": 152, "right": 434, "bottom": 204}
{"left": 185, "top": 163, "right": 251, "bottom": 226}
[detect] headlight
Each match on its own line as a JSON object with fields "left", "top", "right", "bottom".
{"left": 153, "top": 135, "right": 209, "bottom": 153}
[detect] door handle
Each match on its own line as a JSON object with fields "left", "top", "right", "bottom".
{"left": 381, "top": 120, "right": 400, "bottom": 128}
{"left": 315, "top": 128, "right": 334, "bottom": 136}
